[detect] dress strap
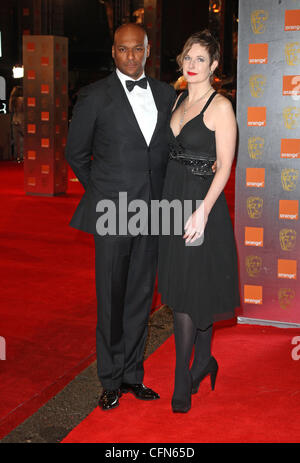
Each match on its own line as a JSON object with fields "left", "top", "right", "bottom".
{"left": 200, "top": 91, "right": 218, "bottom": 115}
{"left": 173, "top": 90, "right": 188, "bottom": 112}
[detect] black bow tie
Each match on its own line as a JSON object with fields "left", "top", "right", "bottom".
{"left": 125, "top": 77, "right": 147, "bottom": 92}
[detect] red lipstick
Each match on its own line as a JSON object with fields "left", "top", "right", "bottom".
{"left": 187, "top": 72, "right": 197, "bottom": 76}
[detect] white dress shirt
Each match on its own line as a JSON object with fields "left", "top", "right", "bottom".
{"left": 116, "top": 68, "right": 158, "bottom": 146}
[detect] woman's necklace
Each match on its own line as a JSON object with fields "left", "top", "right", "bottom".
{"left": 179, "top": 87, "right": 213, "bottom": 127}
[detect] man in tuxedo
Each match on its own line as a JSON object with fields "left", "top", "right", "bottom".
{"left": 66, "top": 23, "right": 176, "bottom": 410}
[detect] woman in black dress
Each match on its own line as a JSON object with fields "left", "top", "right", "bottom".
{"left": 158, "top": 30, "right": 240, "bottom": 413}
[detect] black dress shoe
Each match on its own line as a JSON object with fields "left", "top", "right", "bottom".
{"left": 98, "top": 389, "right": 121, "bottom": 410}
{"left": 120, "top": 383, "right": 160, "bottom": 400}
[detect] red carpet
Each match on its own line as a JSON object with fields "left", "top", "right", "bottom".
{"left": 0, "top": 161, "right": 97, "bottom": 439}
{"left": 0, "top": 159, "right": 236, "bottom": 440}
{"left": 62, "top": 323, "right": 300, "bottom": 443}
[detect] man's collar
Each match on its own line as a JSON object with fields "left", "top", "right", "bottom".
{"left": 116, "top": 68, "right": 146, "bottom": 84}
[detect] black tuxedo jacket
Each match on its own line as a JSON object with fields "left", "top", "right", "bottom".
{"left": 66, "top": 71, "right": 177, "bottom": 234}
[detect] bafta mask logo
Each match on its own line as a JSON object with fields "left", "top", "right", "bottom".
{"left": 41, "top": 124, "right": 50, "bottom": 137}
{"left": 279, "top": 229, "right": 297, "bottom": 251}
{"left": 283, "top": 107, "right": 300, "bottom": 129}
{"left": 249, "top": 74, "right": 266, "bottom": 98}
{"left": 246, "top": 255, "right": 262, "bottom": 277}
{"left": 248, "top": 137, "right": 264, "bottom": 159}
{"left": 41, "top": 41, "right": 50, "bottom": 53}
{"left": 281, "top": 168, "right": 299, "bottom": 191}
{"left": 251, "top": 10, "right": 269, "bottom": 34}
{"left": 41, "top": 96, "right": 49, "bottom": 110}
{"left": 285, "top": 42, "right": 300, "bottom": 66}
{"left": 247, "top": 196, "right": 264, "bottom": 219}
{"left": 278, "top": 288, "right": 295, "bottom": 310}
{"left": 27, "top": 109, "right": 36, "bottom": 123}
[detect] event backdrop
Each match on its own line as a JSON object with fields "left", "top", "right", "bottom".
{"left": 144, "top": 0, "right": 162, "bottom": 79}
{"left": 23, "top": 35, "right": 68, "bottom": 196}
{"left": 235, "top": 0, "right": 300, "bottom": 325}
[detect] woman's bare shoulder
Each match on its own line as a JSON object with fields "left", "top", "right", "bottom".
{"left": 213, "top": 92, "right": 233, "bottom": 111}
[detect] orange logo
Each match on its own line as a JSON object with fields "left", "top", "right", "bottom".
{"left": 245, "top": 227, "right": 264, "bottom": 247}
{"left": 27, "top": 177, "right": 36, "bottom": 186}
{"left": 249, "top": 43, "right": 268, "bottom": 64}
{"left": 27, "top": 124, "right": 36, "bottom": 134}
{"left": 41, "top": 165, "right": 50, "bottom": 175}
{"left": 41, "top": 56, "right": 49, "bottom": 66}
{"left": 247, "top": 107, "right": 266, "bottom": 126}
{"left": 279, "top": 200, "right": 299, "bottom": 220}
{"left": 27, "top": 42, "right": 35, "bottom": 52}
{"left": 285, "top": 10, "right": 300, "bottom": 31}
{"left": 41, "top": 138, "right": 50, "bottom": 148}
{"left": 27, "top": 150, "right": 36, "bottom": 160}
{"left": 283, "top": 75, "right": 300, "bottom": 95}
{"left": 27, "top": 97, "right": 36, "bottom": 107}
{"left": 41, "top": 112, "right": 50, "bottom": 121}
{"left": 278, "top": 259, "right": 297, "bottom": 280}
{"left": 246, "top": 168, "right": 265, "bottom": 187}
{"left": 244, "top": 285, "right": 263, "bottom": 304}
{"left": 281, "top": 139, "right": 300, "bottom": 159}
{"left": 27, "top": 70, "right": 36, "bottom": 80}
{"left": 41, "top": 84, "right": 49, "bottom": 94}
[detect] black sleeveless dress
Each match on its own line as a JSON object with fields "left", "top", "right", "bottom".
{"left": 157, "top": 91, "right": 240, "bottom": 330}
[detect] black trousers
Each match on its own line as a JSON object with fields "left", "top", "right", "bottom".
{"left": 94, "top": 233, "right": 158, "bottom": 390}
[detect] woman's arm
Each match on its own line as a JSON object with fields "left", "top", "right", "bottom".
{"left": 184, "top": 97, "right": 237, "bottom": 243}
{"left": 204, "top": 97, "right": 237, "bottom": 214}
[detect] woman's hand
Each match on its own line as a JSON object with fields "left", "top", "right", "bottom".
{"left": 183, "top": 201, "right": 208, "bottom": 244}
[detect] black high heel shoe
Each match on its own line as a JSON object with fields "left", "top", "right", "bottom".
{"left": 171, "top": 372, "right": 192, "bottom": 413}
{"left": 191, "top": 356, "right": 218, "bottom": 394}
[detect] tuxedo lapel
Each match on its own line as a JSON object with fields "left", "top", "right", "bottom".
{"left": 106, "top": 72, "right": 147, "bottom": 145}
{"left": 106, "top": 72, "right": 169, "bottom": 147}
{"left": 147, "top": 76, "right": 168, "bottom": 146}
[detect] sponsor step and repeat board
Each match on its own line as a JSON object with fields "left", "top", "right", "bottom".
{"left": 235, "top": 1, "right": 300, "bottom": 325}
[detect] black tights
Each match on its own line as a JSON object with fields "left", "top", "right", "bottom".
{"left": 173, "top": 311, "right": 213, "bottom": 400}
